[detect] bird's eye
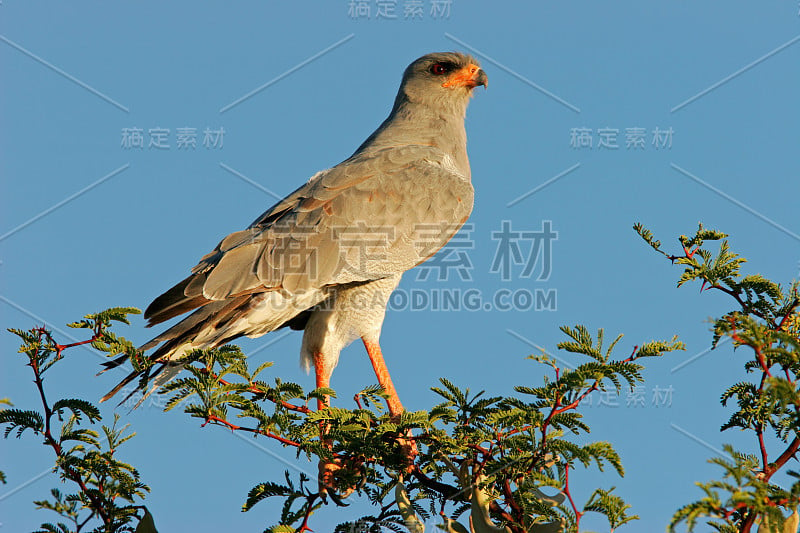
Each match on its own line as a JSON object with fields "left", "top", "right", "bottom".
{"left": 429, "top": 63, "right": 449, "bottom": 75}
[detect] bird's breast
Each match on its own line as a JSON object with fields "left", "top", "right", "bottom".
{"left": 300, "top": 275, "right": 403, "bottom": 370}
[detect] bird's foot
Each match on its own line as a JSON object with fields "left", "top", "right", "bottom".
{"left": 318, "top": 456, "right": 363, "bottom": 504}
{"left": 396, "top": 429, "right": 418, "bottom": 474}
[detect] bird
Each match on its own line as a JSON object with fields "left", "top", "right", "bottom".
{"left": 100, "top": 51, "right": 487, "bottom": 419}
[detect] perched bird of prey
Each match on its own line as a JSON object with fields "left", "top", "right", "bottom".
{"left": 101, "top": 52, "right": 487, "bottom": 416}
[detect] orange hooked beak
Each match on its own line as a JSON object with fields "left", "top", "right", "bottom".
{"left": 442, "top": 63, "right": 488, "bottom": 89}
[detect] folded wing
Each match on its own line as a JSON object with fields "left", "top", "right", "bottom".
{"left": 144, "top": 145, "right": 474, "bottom": 328}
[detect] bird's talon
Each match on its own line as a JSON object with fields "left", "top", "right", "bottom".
{"left": 318, "top": 458, "right": 358, "bottom": 503}
{"left": 396, "top": 429, "right": 418, "bottom": 474}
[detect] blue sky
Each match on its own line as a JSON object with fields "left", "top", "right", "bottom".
{"left": 1, "top": 1, "right": 799, "bottom": 531}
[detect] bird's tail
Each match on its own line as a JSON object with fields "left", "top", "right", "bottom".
{"left": 98, "top": 298, "right": 238, "bottom": 408}
{"left": 98, "top": 290, "right": 326, "bottom": 408}
{"left": 98, "top": 362, "right": 188, "bottom": 410}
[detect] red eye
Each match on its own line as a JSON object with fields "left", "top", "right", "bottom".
{"left": 430, "top": 63, "right": 448, "bottom": 75}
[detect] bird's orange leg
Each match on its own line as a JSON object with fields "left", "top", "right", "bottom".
{"left": 362, "top": 338, "right": 404, "bottom": 417}
{"left": 313, "top": 352, "right": 340, "bottom": 497}
{"left": 313, "top": 352, "right": 332, "bottom": 411}
{"left": 362, "top": 338, "right": 416, "bottom": 471}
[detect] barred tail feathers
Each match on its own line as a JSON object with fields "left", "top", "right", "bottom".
{"left": 99, "top": 289, "right": 327, "bottom": 406}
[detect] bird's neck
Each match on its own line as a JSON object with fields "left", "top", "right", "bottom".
{"left": 354, "top": 97, "right": 472, "bottom": 178}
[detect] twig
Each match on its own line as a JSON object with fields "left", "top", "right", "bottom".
{"left": 31, "top": 330, "right": 113, "bottom": 527}
{"left": 201, "top": 414, "right": 301, "bottom": 447}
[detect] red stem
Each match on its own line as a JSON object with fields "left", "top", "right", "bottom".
{"left": 757, "top": 428, "right": 768, "bottom": 473}
{"left": 728, "top": 318, "right": 772, "bottom": 377}
{"left": 210, "top": 372, "right": 311, "bottom": 414}
{"left": 202, "top": 414, "right": 301, "bottom": 447}
{"left": 778, "top": 299, "right": 799, "bottom": 329}
{"left": 295, "top": 494, "right": 318, "bottom": 532}
{"left": 31, "top": 330, "right": 112, "bottom": 527}
{"left": 502, "top": 478, "right": 523, "bottom": 519}
{"left": 353, "top": 393, "right": 364, "bottom": 410}
{"left": 564, "top": 464, "right": 582, "bottom": 528}
{"left": 765, "top": 437, "right": 800, "bottom": 479}
{"left": 55, "top": 334, "right": 101, "bottom": 354}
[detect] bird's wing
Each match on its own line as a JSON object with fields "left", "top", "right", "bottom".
{"left": 145, "top": 145, "right": 474, "bottom": 326}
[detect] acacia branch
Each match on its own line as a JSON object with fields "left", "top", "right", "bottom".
{"left": 410, "top": 465, "right": 464, "bottom": 502}
{"left": 207, "top": 371, "right": 312, "bottom": 415}
{"left": 563, "top": 464, "right": 582, "bottom": 528}
{"left": 31, "top": 330, "right": 113, "bottom": 527}
{"left": 202, "top": 414, "right": 301, "bottom": 447}
{"left": 488, "top": 499, "right": 522, "bottom": 532}
{"left": 501, "top": 478, "right": 523, "bottom": 522}
{"left": 295, "top": 494, "right": 318, "bottom": 533}
{"left": 778, "top": 298, "right": 800, "bottom": 330}
{"left": 765, "top": 436, "right": 800, "bottom": 479}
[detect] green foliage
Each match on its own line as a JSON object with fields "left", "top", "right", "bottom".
{"left": 636, "top": 223, "right": 800, "bottom": 532}
{"left": 4, "top": 243, "right": 701, "bottom": 532}
{"left": 670, "top": 445, "right": 800, "bottom": 533}
{"left": 149, "top": 323, "right": 681, "bottom": 532}
{"left": 2, "top": 310, "right": 151, "bottom": 533}
{"left": 243, "top": 472, "right": 324, "bottom": 532}
{"left": 0, "top": 399, "right": 8, "bottom": 485}
{"left": 16, "top": 220, "right": 796, "bottom": 532}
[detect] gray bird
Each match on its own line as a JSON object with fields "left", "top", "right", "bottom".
{"left": 101, "top": 52, "right": 487, "bottom": 416}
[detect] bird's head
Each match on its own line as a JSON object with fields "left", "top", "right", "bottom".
{"left": 395, "top": 52, "right": 487, "bottom": 111}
